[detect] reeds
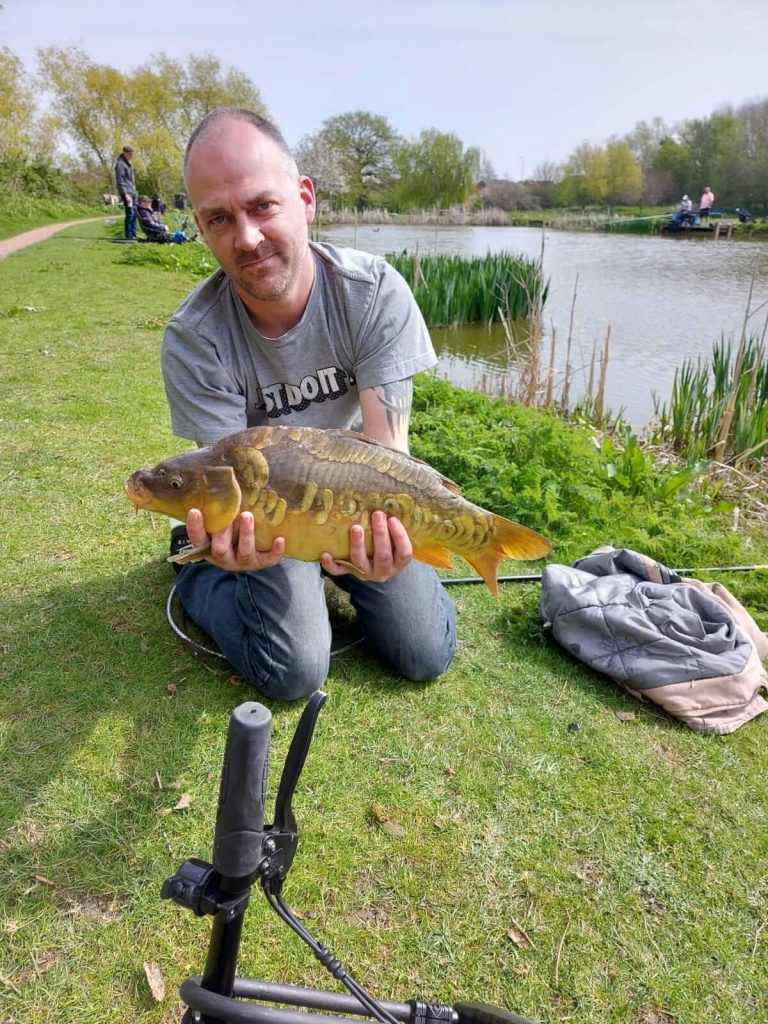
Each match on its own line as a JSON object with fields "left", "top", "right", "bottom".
{"left": 386, "top": 250, "right": 547, "bottom": 326}
{"left": 651, "top": 333, "right": 768, "bottom": 465}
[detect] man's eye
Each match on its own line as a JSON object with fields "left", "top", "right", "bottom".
{"left": 209, "top": 214, "right": 226, "bottom": 226}
{"left": 257, "top": 201, "right": 274, "bottom": 211}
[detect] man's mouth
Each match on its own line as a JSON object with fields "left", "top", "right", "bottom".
{"left": 239, "top": 250, "right": 278, "bottom": 269}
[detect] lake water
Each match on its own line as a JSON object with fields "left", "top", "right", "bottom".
{"left": 319, "top": 223, "right": 768, "bottom": 427}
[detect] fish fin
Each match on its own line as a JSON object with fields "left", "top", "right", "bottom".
{"left": 413, "top": 542, "right": 456, "bottom": 571}
{"left": 492, "top": 514, "right": 552, "bottom": 561}
{"left": 168, "top": 541, "right": 211, "bottom": 565}
{"left": 200, "top": 466, "right": 243, "bottom": 533}
{"left": 465, "top": 517, "right": 551, "bottom": 599}
{"left": 324, "top": 430, "right": 463, "bottom": 493}
{"left": 333, "top": 559, "right": 368, "bottom": 579}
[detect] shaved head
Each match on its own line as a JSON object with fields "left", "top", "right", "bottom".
{"left": 184, "top": 108, "right": 297, "bottom": 180}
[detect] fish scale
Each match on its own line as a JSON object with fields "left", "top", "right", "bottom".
{"left": 124, "top": 425, "right": 551, "bottom": 597}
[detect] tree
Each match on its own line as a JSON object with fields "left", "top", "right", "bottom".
{"left": 392, "top": 129, "right": 480, "bottom": 210}
{"left": 557, "top": 143, "right": 608, "bottom": 206}
{"left": 314, "top": 111, "right": 399, "bottom": 208}
{"left": 649, "top": 136, "right": 693, "bottom": 202}
{"left": 0, "top": 46, "right": 37, "bottom": 159}
{"left": 37, "top": 47, "right": 268, "bottom": 195}
{"left": 294, "top": 133, "right": 347, "bottom": 209}
{"left": 605, "top": 141, "right": 642, "bottom": 204}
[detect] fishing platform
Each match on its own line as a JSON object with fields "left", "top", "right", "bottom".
{"left": 661, "top": 219, "right": 737, "bottom": 239}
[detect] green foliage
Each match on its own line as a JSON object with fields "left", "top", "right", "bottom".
{"left": 651, "top": 333, "right": 768, "bottom": 464}
{"left": 411, "top": 376, "right": 749, "bottom": 567}
{"left": 309, "top": 110, "right": 400, "bottom": 210}
{"left": 118, "top": 238, "right": 218, "bottom": 277}
{"left": 391, "top": 129, "right": 481, "bottom": 210}
{"left": 37, "top": 46, "right": 268, "bottom": 196}
{"left": 386, "top": 250, "right": 547, "bottom": 325}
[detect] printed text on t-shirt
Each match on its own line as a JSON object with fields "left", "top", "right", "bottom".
{"left": 255, "top": 365, "right": 355, "bottom": 417}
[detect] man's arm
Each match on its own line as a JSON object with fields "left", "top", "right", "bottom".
{"left": 358, "top": 377, "right": 413, "bottom": 452}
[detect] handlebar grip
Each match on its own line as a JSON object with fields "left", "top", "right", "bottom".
{"left": 454, "top": 1002, "right": 540, "bottom": 1024}
{"left": 213, "top": 701, "right": 272, "bottom": 882}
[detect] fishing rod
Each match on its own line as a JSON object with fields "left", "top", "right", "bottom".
{"left": 440, "top": 564, "right": 768, "bottom": 587}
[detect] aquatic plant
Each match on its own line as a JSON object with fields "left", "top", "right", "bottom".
{"left": 651, "top": 332, "right": 768, "bottom": 465}
{"left": 386, "top": 250, "right": 548, "bottom": 326}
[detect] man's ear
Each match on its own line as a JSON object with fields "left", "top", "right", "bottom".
{"left": 299, "top": 176, "right": 316, "bottom": 226}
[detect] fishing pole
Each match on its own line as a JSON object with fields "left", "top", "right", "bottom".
{"left": 440, "top": 564, "right": 768, "bottom": 587}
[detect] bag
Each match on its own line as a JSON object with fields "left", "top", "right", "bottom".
{"left": 539, "top": 547, "right": 768, "bottom": 734}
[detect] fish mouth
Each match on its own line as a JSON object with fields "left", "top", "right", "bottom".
{"left": 123, "top": 476, "right": 150, "bottom": 509}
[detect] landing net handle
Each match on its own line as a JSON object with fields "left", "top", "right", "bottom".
{"left": 165, "top": 695, "right": 539, "bottom": 1024}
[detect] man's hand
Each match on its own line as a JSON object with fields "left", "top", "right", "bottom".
{"left": 321, "top": 510, "right": 412, "bottom": 582}
{"left": 124, "top": 195, "right": 133, "bottom": 207}
{"left": 186, "top": 508, "right": 285, "bottom": 572}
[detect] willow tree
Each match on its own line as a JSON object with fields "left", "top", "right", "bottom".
{"left": 0, "top": 46, "right": 37, "bottom": 159}
{"left": 37, "top": 47, "right": 267, "bottom": 195}
{"left": 392, "top": 129, "right": 480, "bottom": 210}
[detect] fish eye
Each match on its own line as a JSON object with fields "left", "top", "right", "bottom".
{"left": 169, "top": 476, "right": 183, "bottom": 489}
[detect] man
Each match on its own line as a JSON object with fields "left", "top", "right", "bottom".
{"left": 161, "top": 108, "right": 457, "bottom": 701}
{"left": 699, "top": 186, "right": 714, "bottom": 223}
{"left": 137, "top": 195, "right": 171, "bottom": 241}
{"left": 114, "top": 145, "right": 138, "bottom": 240}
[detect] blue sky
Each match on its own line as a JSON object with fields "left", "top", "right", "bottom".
{"left": 4, "top": 0, "right": 768, "bottom": 176}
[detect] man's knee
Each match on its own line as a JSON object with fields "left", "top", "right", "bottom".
{"left": 241, "top": 642, "right": 330, "bottom": 702}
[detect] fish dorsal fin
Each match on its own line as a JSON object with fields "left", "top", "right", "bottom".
{"left": 323, "top": 430, "right": 463, "bottom": 493}
{"left": 200, "top": 466, "right": 243, "bottom": 533}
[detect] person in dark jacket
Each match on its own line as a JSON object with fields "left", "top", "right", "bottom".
{"left": 114, "top": 145, "right": 138, "bottom": 239}
{"left": 137, "top": 195, "right": 171, "bottom": 241}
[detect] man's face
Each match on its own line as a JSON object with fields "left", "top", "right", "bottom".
{"left": 185, "top": 121, "right": 316, "bottom": 306}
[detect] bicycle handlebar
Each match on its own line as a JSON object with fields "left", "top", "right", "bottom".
{"left": 213, "top": 701, "right": 272, "bottom": 881}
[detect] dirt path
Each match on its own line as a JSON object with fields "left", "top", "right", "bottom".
{"left": 0, "top": 217, "right": 107, "bottom": 260}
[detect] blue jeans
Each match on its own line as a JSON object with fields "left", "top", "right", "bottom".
{"left": 124, "top": 197, "right": 137, "bottom": 239}
{"left": 175, "top": 559, "right": 457, "bottom": 701}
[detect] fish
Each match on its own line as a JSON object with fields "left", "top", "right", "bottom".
{"left": 124, "top": 425, "right": 551, "bottom": 597}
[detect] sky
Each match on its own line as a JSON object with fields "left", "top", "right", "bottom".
{"left": 4, "top": 0, "right": 768, "bottom": 177}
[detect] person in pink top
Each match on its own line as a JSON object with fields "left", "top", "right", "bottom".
{"left": 699, "top": 186, "right": 714, "bottom": 222}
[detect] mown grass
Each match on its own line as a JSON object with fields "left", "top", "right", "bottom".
{"left": 1, "top": 222, "right": 768, "bottom": 1024}
{"left": 0, "top": 200, "right": 105, "bottom": 242}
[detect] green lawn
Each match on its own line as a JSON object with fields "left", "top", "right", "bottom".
{"left": 0, "top": 204, "right": 107, "bottom": 242}
{"left": 1, "top": 221, "right": 767, "bottom": 1024}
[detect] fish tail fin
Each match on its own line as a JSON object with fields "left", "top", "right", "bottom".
{"left": 466, "top": 515, "right": 551, "bottom": 599}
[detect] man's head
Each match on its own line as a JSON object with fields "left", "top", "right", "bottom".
{"left": 122, "top": 146, "right": 134, "bottom": 161}
{"left": 183, "top": 108, "right": 316, "bottom": 312}
{"left": 138, "top": 195, "right": 151, "bottom": 208}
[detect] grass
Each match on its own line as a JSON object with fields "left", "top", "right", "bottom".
{"left": 0, "top": 200, "right": 106, "bottom": 242}
{"left": 1, "top": 221, "right": 768, "bottom": 1024}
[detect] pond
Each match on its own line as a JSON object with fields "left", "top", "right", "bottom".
{"left": 319, "top": 223, "right": 768, "bottom": 427}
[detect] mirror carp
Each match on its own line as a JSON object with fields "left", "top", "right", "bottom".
{"left": 124, "top": 426, "right": 551, "bottom": 596}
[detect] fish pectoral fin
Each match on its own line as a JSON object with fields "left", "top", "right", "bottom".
{"left": 200, "top": 466, "right": 243, "bottom": 533}
{"left": 332, "top": 559, "right": 368, "bottom": 579}
{"left": 168, "top": 541, "right": 212, "bottom": 565}
{"left": 413, "top": 543, "right": 455, "bottom": 571}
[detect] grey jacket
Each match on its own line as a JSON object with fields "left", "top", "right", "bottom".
{"left": 114, "top": 153, "right": 136, "bottom": 200}
{"left": 539, "top": 547, "right": 768, "bottom": 734}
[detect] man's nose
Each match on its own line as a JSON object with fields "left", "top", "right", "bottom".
{"left": 233, "top": 215, "right": 264, "bottom": 250}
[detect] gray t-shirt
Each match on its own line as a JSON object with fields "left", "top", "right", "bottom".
{"left": 161, "top": 242, "right": 436, "bottom": 444}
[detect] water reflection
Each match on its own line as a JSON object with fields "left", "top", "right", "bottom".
{"left": 320, "top": 223, "right": 768, "bottom": 427}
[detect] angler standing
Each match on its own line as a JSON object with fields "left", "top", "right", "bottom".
{"left": 160, "top": 107, "right": 457, "bottom": 700}
{"left": 114, "top": 145, "right": 138, "bottom": 240}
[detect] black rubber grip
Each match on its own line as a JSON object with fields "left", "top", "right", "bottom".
{"left": 454, "top": 1002, "right": 540, "bottom": 1024}
{"left": 213, "top": 701, "right": 272, "bottom": 881}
